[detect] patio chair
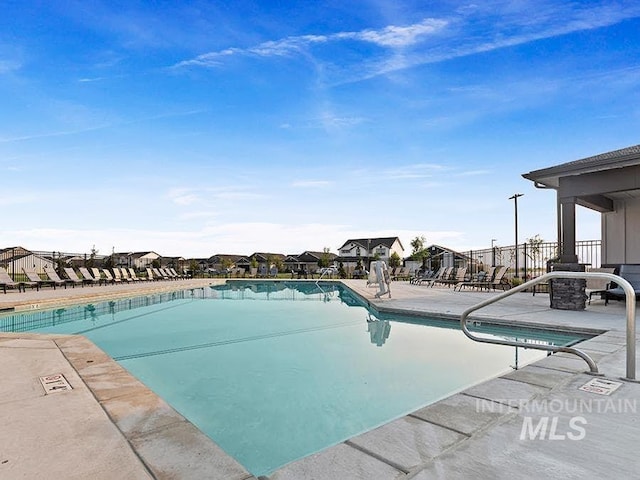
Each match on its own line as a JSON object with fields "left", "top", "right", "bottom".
{"left": 102, "top": 268, "right": 120, "bottom": 284}
{"left": 146, "top": 267, "right": 157, "bottom": 281}
{"left": 605, "top": 265, "right": 640, "bottom": 303}
{"left": 122, "top": 267, "right": 138, "bottom": 282}
{"left": 0, "top": 266, "right": 38, "bottom": 293}
{"left": 489, "top": 266, "right": 510, "bottom": 290}
{"left": 169, "top": 267, "right": 185, "bottom": 279}
{"left": 417, "top": 266, "right": 449, "bottom": 286}
{"left": 392, "top": 266, "right": 411, "bottom": 281}
{"left": 63, "top": 267, "right": 90, "bottom": 287}
{"left": 153, "top": 267, "right": 169, "bottom": 280}
{"left": 45, "top": 266, "right": 76, "bottom": 288}
{"left": 157, "top": 267, "right": 169, "bottom": 279}
{"left": 412, "top": 268, "right": 438, "bottom": 285}
{"left": 434, "top": 267, "right": 467, "bottom": 288}
{"left": 79, "top": 267, "right": 103, "bottom": 286}
{"left": 585, "top": 267, "right": 615, "bottom": 305}
{"left": 112, "top": 268, "right": 129, "bottom": 283}
{"left": 456, "top": 268, "right": 490, "bottom": 291}
{"left": 167, "top": 268, "right": 179, "bottom": 279}
{"left": 128, "top": 267, "right": 142, "bottom": 281}
{"left": 23, "top": 267, "right": 60, "bottom": 289}
{"left": 91, "top": 268, "right": 107, "bottom": 284}
{"left": 426, "top": 266, "right": 454, "bottom": 287}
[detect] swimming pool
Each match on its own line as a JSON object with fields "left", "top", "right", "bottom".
{"left": 0, "top": 281, "right": 590, "bottom": 476}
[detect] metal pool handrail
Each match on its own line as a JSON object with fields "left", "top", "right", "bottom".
{"left": 460, "top": 271, "right": 637, "bottom": 381}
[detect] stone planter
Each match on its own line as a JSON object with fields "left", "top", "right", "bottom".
{"left": 549, "top": 262, "right": 586, "bottom": 310}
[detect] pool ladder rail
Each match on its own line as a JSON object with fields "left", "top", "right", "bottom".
{"left": 460, "top": 271, "right": 637, "bottom": 382}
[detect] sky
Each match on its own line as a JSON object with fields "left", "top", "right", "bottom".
{"left": 1, "top": 1, "right": 639, "bottom": 258}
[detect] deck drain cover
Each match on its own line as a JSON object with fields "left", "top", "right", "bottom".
{"left": 39, "top": 373, "right": 72, "bottom": 394}
{"left": 579, "top": 378, "right": 622, "bottom": 396}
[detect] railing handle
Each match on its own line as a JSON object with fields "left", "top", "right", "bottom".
{"left": 460, "top": 271, "right": 637, "bottom": 381}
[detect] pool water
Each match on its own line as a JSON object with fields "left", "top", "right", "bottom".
{"left": 0, "top": 282, "right": 589, "bottom": 476}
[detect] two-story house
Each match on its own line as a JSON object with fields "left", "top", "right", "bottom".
{"left": 337, "top": 237, "right": 404, "bottom": 272}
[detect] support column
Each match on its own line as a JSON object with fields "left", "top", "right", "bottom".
{"left": 559, "top": 197, "right": 578, "bottom": 263}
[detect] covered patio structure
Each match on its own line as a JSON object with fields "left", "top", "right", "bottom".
{"left": 523, "top": 144, "right": 640, "bottom": 267}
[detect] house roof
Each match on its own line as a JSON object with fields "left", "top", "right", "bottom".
{"left": 522, "top": 144, "right": 640, "bottom": 188}
{"left": 208, "top": 254, "right": 247, "bottom": 263}
{"left": 250, "top": 252, "right": 286, "bottom": 261}
{"left": 423, "top": 244, "right": 471, "bottom": 261}
{"left": 338, "top": 237, "right": 404, "bottom": 251}
{"left": 129, "top": 251, "right": 160, "bottom": 259}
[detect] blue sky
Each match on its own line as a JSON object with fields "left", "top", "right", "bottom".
{"left": 1, "top": 1, "right": 639, "bottom": 258}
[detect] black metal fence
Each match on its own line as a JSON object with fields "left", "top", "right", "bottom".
{"left": 0, "top": 248, "right": 109, "bottom": 280}
{"left": 463, "top": 240, "right": 602, "bottom": 280}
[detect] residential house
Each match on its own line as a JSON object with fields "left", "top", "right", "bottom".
{"left": 250, "top": 253, "right": 286, "bottom": 271}
{"left": 283, "top": 251, "right": 337, "bottom": 274}
{"left": 337, "top": 237, "right": 405, "bottom": 272}
{"left": 208, "top": 254, "right": 248, "bottom": 273}
{"left": 523, "top": 144, "right": 640, "bottom": 266}
{"left": 129, "top": 251, "right": 161, "bottom": 270}
{"left": 160, "top": 256, "right": 186, "bottom": 273}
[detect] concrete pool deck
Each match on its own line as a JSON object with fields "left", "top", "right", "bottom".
{"left": 1, "top": 278, "right": 639, "bottom": 479}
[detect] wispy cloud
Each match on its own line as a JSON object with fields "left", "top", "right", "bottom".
{"left": 168, "top": 186, "right": 267, "bottom": 206}
{"left": 384, "top": 163, "right": 449, "bottom": 180}
{"left": 173, "top": 18, "right": 447, "bottom": 69}
{"left": 172, "top": 2, "right": 640, "bottom": 85}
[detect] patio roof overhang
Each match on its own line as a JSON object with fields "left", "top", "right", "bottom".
{"left": 522, "top": 144, "right": 640, "bottom": 262}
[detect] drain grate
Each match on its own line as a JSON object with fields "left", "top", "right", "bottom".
{"left": 39, "top": 373, "right": 72, "bottom": 394}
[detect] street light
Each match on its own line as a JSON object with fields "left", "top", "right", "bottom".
{"left": 491, "top": 239, "right": 497, "bottom": 267}
{"left": 509, "top": 194, "right": 524, "bottom": 277}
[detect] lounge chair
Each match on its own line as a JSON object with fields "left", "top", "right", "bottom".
{"left": 171, "top": 267, "right": 187, "bottom": 279}
{"left": 45, "top": 266, "right": 76, "bottom": 288}
{"left": 0, "top": 266, "right": 38, "bottom": 293}
{"left": 163, "top": 267, "right": 178, "bottom": 279}
{"left": 112, "top": 268, "right": 128, "bottom": 283}
{"left": 412, "top": 268, "right": 438, "bottom": 285}
{"left": 64, "top": 267, "right": 90, "bottom": 287}
{"left": 427, "top": 266, "right": 454, "bottom": 287}
{"left": 456, "top": 266, "right": 498, "bottom": 291}
{"left": 605, "top": 265, "right": 640, "bottom": 303}
{"left": 102, "top": 269, "right": 119, "bottom": 284}
{"left": 489, "top": 266, "right": 510, "bottom": 290}
{"left": 122, "top": 267, "right": 137, "bottom": 282}
{"left": 153, "top": 267, "right": 169, "bottom": 280}
{"left": 418, "top": 266, "right": 450, "bottom": 286}
{"left": 392, "top": 266, "right": 411, "bottom": 281}
{"left": 91, "top": 268, "right": 107, "bottom": 284}
{"left": 23, "top": 267, "right": 61, "bottom": 289}
{"left": 146, "top": 267, "right": 157, "bottom": 281}
{"left": 79, "top": 267, "right": 103, "bottom": 286}
{"left": 434, "top": 267, "right": 467, "bottom": 288}
{"left": 128, "top": 267, "right": 142, "bottom": 281}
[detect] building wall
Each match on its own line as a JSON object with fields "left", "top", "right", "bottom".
{"left": 603, "top": 197, "right": 640, "bottom": 264}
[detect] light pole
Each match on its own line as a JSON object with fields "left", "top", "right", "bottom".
{"left": 491, "top": 239, "right": 497, "bottom": 267}
{"left": 509, "top": 194, "right": 524, "bottom": 277}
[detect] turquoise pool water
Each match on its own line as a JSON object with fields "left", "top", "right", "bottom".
{"left": 0, "top": 281, "right": 590, "bottom": 475}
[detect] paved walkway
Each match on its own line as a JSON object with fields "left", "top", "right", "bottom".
{"left": 1, "top": 279, "right": 638, "bottom": 479}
